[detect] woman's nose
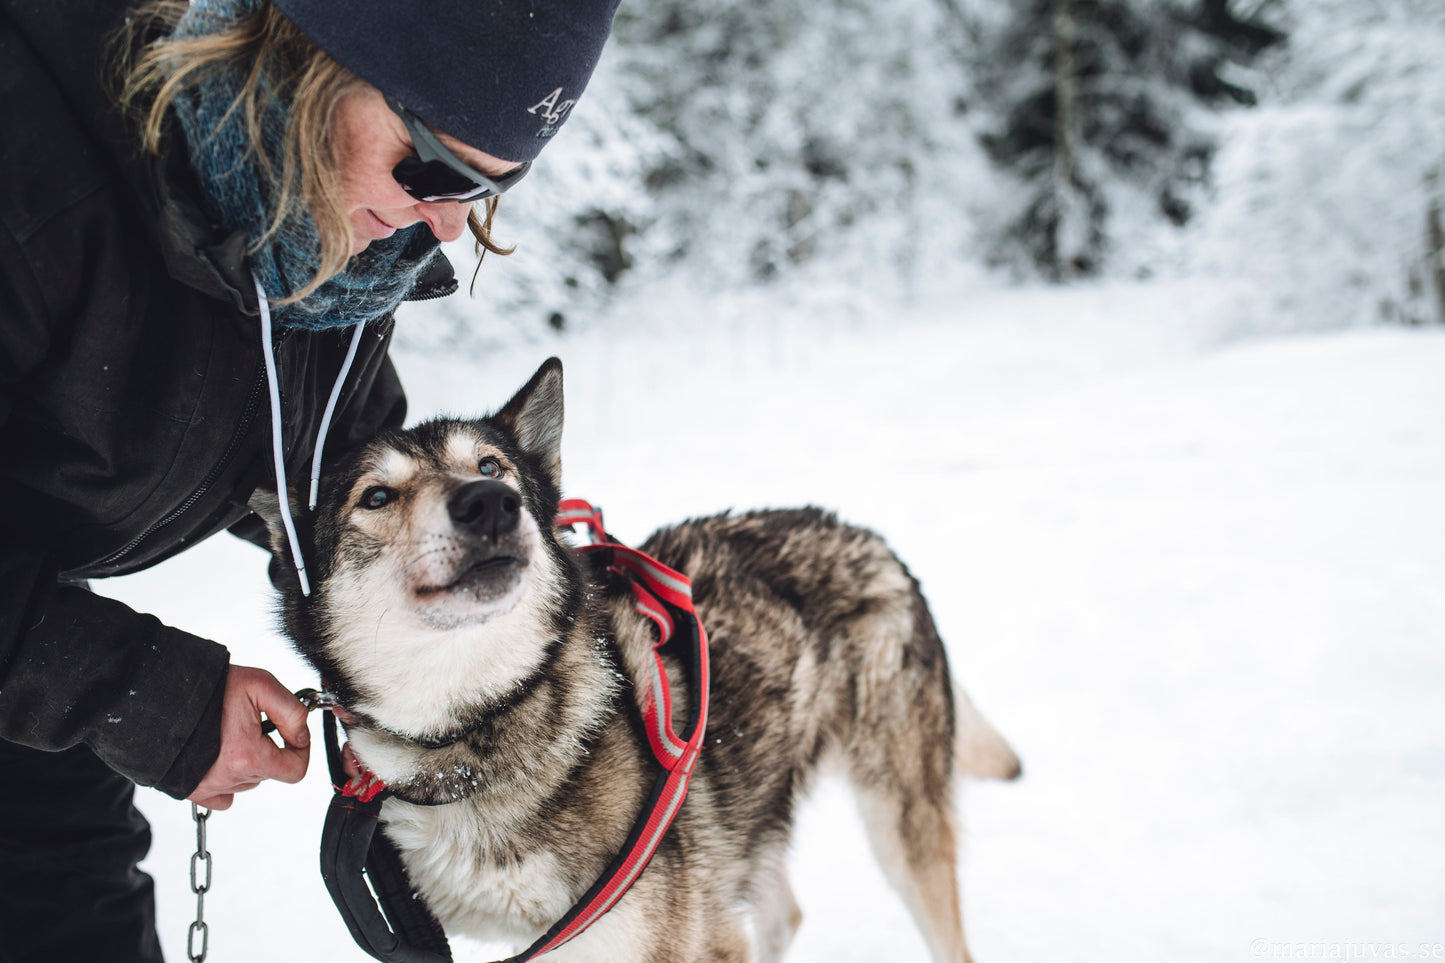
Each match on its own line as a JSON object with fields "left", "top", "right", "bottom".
{"left": 419, "top": 200, "right": 471, "bottom": 243}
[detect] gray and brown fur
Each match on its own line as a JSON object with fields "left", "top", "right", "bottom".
{"left": 252, "top": 358, "right": 1020, "bottom": 963}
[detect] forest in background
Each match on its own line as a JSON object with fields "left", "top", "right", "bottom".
{"left": 401, "top": 0, "right": 1445, "bottom": 350}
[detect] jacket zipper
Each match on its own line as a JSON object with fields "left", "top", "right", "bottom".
{"left": 89, "top": 363, "right": 267, "bottom": 570}
{"left": 405, "top": 277, "right": 459, "bottom": 303}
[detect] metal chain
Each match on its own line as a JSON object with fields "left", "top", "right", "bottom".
{"left": 184, "top": 687, "right": 325, "bottom": 961}
{"left": 188, "top": 803, "right": 213, "bottom": 962}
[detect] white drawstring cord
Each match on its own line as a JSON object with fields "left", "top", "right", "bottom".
{"left": 253, "top": 273, "right": 368, "bottom": 598}
{"left": 254, "top": 274, "right": 312, "bottom": 597}
{"left": 310, "top": 323, "right": 366, "bottom": 510}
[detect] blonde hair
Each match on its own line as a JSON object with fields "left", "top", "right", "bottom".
{"left": 113, "top": 0, "right": 509, "bottom": 303}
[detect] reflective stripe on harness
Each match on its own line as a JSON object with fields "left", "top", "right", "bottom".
{"left": 318, "top": 499, "right": 709, "bottom": 963}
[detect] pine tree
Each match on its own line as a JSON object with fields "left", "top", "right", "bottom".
{"left": 973, "top": 0, "right": 1286, "bottom": 279}
{"left": 606, "top": 0, "right": 977, "bottom": 287}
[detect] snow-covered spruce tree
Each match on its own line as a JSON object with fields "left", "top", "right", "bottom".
{"left": 972, "top": 0, "right": 1285, "bottom": 280}
{"left": 601, "top": 0, "right": 989, "bottom": 292}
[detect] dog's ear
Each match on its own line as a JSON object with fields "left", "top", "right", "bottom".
{"left": 494, "top": 357, "right": 564, "bottom": 488}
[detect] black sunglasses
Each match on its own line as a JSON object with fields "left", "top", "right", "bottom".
{"left": 385, "top": 96, "right": 531, "bottom": 203}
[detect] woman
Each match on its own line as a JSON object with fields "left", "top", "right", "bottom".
{"left": 0, "top": 0, "right": 618, "bottom": 958}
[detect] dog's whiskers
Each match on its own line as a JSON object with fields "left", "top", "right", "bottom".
{"left": 405, "top": 540, "right": 464, "bottom": 569}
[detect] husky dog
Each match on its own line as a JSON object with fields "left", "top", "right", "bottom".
{"left": 251, "top": 358, "right": 1020, "bottom": 963}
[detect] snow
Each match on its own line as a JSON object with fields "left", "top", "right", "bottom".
{"left": 104, "top": 273, "right": 1445, "bottom": 961}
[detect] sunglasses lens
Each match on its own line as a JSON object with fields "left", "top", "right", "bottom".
{"left": 393, "top": 157, "right": 494, "bottom": 202}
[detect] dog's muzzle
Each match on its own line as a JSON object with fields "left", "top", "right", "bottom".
{"left": 415, "top": 479, "right": 530, "bottom": 601}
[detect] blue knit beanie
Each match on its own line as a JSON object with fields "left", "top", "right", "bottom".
{"left": 271, "top": 0, "right": 622, "bottom": 163}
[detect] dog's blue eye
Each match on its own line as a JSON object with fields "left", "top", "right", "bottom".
{"left": 361, "top": 486, "right": 396, "bottom": 510}
{"left": 478, "top": 458, "right": 503, "bottom": 478}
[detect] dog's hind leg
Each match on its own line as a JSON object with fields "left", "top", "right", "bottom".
{"left": 853, "top": 784, "right": 972, "bottom": 963}
{"left": 839, "top": 586, "right": 975, "bottom": 963}
{"left": 749, "top": 853, "right": 803, "bottom": 963}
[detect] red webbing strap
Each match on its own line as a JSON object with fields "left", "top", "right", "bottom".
{"left": 513, "top": 501, "right": 708, "bottom": 957}
{"left": 559, "top": 498, "right": 709, "bottom": 770}
{"left": 556, "top": 499, "right": 607, "bottom": 540}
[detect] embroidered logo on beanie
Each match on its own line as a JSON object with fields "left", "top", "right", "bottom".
{"left": 529, "top": 88, "right": 578, "bottom": 138}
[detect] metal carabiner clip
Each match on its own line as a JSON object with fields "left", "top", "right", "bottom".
{"left": 261, "top": 686, "right": 342, "bottom": 735}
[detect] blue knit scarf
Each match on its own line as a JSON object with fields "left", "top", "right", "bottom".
{"left": 170, "top": 0, "right": 439, "bottom": 330}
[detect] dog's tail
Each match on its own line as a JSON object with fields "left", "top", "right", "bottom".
{"left": 952, "top": 682, "right": 1022, "bottom": 781}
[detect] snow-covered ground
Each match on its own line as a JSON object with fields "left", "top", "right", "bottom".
{"left": 105, "top": 274, "right": 1445, "bottom": 962}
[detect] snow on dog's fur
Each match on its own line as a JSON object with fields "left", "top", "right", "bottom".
{"left": 252, "top": 358, "right": 1020, "bottom": 962}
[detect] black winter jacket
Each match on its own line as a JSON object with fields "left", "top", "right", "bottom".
{"left": 0, "top": 0, "right": 455, "bottom": 796}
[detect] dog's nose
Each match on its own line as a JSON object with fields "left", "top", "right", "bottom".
{"left": 447, "top": 481, "right": 521, "bottom": 540}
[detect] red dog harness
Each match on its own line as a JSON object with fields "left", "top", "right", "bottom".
{"left": 318, "top": 500, "right": 710, "bottom": 963}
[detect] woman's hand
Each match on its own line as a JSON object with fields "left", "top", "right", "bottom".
{"left": 187, "top": 665, "right": 311, "bottom": 810}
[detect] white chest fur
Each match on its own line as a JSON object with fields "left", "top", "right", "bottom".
{"left": 379, "top": 798, "right": 577, "bottom": 946}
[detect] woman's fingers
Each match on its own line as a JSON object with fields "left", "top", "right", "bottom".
{"left": 187, "top": 665, "right": 311, "bottom": 805}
